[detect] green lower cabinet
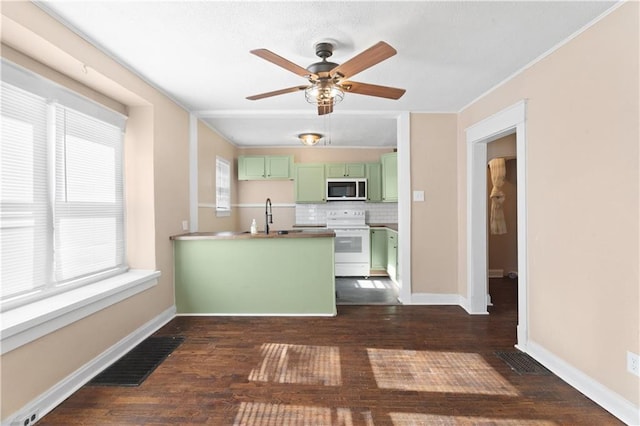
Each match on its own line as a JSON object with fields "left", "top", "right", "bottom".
{"left": 174, "top": 238, "right": 336, "bottom": 315}
{"left": 387, "top": 230, "right": 398, "bottom": 280}
{"left": 365, "top": 163, "right": 382, "bottom": 202}
{"left": 295, "top": 163, "right": 326, "bottom": 203}
{"left": 370, "top": 228, "right": 387, "bottom": 270}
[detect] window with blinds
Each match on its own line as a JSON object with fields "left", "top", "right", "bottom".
{"left": 1, "top": 60, "right": 127, "bottom": 309}
{"left": 216, "top": 156, "right": 231, "bottom": 216}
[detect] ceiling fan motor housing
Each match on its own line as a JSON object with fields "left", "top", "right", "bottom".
{"left": 306, "top": 42, "right": 339, "bottom": 76}
{"left": 315, "top": 42, "right": 334, "bottom": 59}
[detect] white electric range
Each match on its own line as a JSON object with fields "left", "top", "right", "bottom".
{"left": 326, "top": 209, "right": 370, "bottom": 277}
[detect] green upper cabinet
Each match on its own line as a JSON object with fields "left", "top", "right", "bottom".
{"left": 238, "top": 155, "right": 293, "bottom": 180}
{"left": 365, "top": 163, "right": 382, "bottom": 202}
{"left": 325, "top": 162, "right": 366, "bottom": 178}
{"left": 238, "top": 156, "right": 266, "bottom": 180}
{"left": 381, "top": 152, "right": 398, "bottom": 202}
{"left": 295, "top": 163, "right": 326, "bottom": 203}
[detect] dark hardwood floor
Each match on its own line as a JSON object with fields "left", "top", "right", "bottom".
{"left": 41, "top": 278, "right": 623, "bottom": 425}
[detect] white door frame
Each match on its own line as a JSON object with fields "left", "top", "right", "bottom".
{"left": 466, "top": 100, "right": 528, "bottom": 350}
{"left": 397, "top": 111, "right": 412, "bottom": 304}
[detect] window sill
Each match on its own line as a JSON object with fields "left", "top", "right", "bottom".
{"left": 0, "top": 269, "right": 160, "bottom": 355}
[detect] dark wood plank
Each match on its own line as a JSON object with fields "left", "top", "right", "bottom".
{"left": 40, "top": 279, "right": 623, "bottom": 425}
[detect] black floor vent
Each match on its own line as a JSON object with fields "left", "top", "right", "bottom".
{"left": 496, "top": 351, "right": 552, "bottom": 375}
{"left": 89, "top": 336, "right": 184, "bottom": 386}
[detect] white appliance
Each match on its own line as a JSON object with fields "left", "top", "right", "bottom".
{"left": 326, "top": 209, "right": 370, "bottom": 277}
{"left": 326, "top": 178, "right": 367, "bottom": 201}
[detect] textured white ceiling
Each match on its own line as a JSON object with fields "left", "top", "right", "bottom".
{"left": 36, "top": 1, "right": 617, "bottom": 147}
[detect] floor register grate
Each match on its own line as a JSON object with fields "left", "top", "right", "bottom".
{"left": 495, "top": 351, "right": 552, "bottom": 375}
{"left": 89, "top": 336, "right": 184, "bottom": 386}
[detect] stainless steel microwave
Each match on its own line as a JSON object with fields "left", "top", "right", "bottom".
{"left": 326, "top": 178, "right": 367, "bottom": 201}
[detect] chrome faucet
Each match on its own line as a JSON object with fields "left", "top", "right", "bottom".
{"left": 265, "top": 198, "right": 273, "bottom": 234}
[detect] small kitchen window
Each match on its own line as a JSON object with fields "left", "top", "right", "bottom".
{"left": 216, "top": 156, "right": 231, "bottom": 216}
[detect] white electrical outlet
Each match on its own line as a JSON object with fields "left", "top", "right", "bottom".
{"left": 12, "top": 409, "right": 39, "bottom": 426}
{"left": 628, "top": 351, "right": 640, "bottom": 377}
{"left": 413, "top": 190, "right": 425, "bottom": 202}
{"left": 181, "top": 220, "right": 189, "bottom": 231}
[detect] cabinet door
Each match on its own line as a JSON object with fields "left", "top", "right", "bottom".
{"left": 325, "top": 163, "right": 346, "bottom": 178}
{"left": 345, "top": 163, "right": 365, "bottom": 178}
{"left": 370, "top": 228, "right": 387, "bottom": 270}
{"left": 387, "top": 231, "right": 398, "bottom": 278}
{"left": 381, "top": 152, "right": 398, "bottom": 202}
{"left": 238, "top": 156, "right": 266, "bottom": 180}
{"left": 295, "top": 164, "right": 326, "bottom": 203}
{"left": 325, "top": 162, "right": 366, "bottom": 178}
{"left": 365, "top": 163, "right": 382, "bottom": 202}
{"left": 267, "top": 156, "right": 292, "bottom": 179}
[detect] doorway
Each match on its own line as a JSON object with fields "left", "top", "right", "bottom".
{"left": 487, "top": 135, "right": 518, "bottom": 315}
{"left": 487, "top": 152, "right": 519, "bottom": 329}
{"left": 466, "top": 100, "right": 528, "bottom": 351}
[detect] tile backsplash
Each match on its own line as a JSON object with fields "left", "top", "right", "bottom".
{"left": 295, "top": 202, "right": 398, "bottom": 226}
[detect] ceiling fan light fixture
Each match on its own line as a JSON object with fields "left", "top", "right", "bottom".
{"left": 298, "top": 133, "right": 322, "bottom": 146}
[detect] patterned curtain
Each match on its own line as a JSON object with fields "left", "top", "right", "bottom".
{"left": 489, "top": 158, "right": 507, "bottom": 235}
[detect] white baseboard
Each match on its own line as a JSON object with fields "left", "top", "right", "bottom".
{"left": 408, "top": 292, "right": 466, "bottom": 306}
{"left": 527, "top": 340, "right": 640, "bottom": 426}
{"left": 3, "top": 306, "right": 176, "bottom": 426}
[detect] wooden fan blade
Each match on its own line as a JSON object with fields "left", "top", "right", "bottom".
{"left": 341, "top": 81, "right": 406, "bottom": 100}
{"left": 246, "top": 85, "right": 308, "bottom": 101}
{"left": 330, "top": 41, "right": 397, "bottom": 80}
{"left": 318, "top": 103, "right": 333, "bottom": 115}
{"left": 250, "top": 49, "right": 317, "bottom": 79}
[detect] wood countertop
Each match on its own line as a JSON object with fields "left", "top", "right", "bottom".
{"left": 170, "top": 229, "right": 335, "bottom": 241}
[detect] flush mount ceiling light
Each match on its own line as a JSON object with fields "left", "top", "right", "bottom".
{"left": 298, "top": 133, "right": 322, "bottom": 146}
{"left": 247, "top": 41, "right": 405, "bottom": 116}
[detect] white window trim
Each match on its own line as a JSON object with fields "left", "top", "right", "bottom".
{"left": 215, "top": 155, "right": 231, "bottom": 217}
{"left": 0, "top": 269, "right": 160, "bottom": 355}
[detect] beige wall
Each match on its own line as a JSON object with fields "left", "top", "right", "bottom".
{"left": 487, "top": 159, "right": 518, "bottom": 275}
{"left": 197, "top": 122, "right": 240, "bottom": 232}
{"left": 409, "top": 114, "right": 458, "bottom": 294}
{"left": 457, "top": 2, "right": 638, "bottom": 406}
{"left": 1, "top": 1, "right": 190, "bottom": 418}
{"left": 487, "top": 133, "right": 516, "bottom": 161}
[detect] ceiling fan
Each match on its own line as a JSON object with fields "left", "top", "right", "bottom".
{"left": 246, "top": 41, "right": 406, "bottom": 115}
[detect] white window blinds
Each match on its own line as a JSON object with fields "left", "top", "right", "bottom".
{"left": 1, "top": 83, "right": 51, "bottom": 301}
{"left": 54, "top": 107, "right": 125, "bottom": 284}
{"left": 1, "top": 59, "right": 127, "bottom": 308}
{"left": 215, "top": 156, "right": 231, "bottom": 216}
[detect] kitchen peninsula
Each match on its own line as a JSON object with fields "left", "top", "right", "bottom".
{"left": 170, "top": 229, "right": 336, "bottom": 316}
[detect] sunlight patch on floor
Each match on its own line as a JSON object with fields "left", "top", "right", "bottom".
{"left": 356, "top": 279, "right": 393, "bottom": 289}
{"left": 249, "top": 343, "right": 341, "bottom": 386}
{"left": 367, "top": 349, "right": 519, "bottom": 396}
{"left": 389, "top": 413, "right": 557, "bottom": 425}
{"left": 234, "top": 403, "right": 373, "bottom": 426}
